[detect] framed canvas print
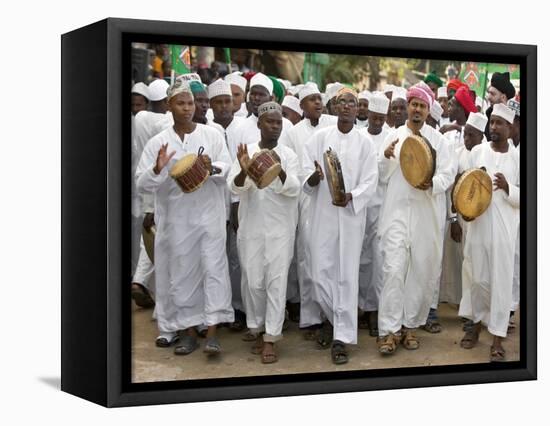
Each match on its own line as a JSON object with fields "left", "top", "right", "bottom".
{"left": 61, "top": 17, "right": 537, "bottom": 407}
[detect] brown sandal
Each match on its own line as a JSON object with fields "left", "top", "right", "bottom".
{"left": 460, "top": 328, "right": 480, "bottom": 349}
{"left": 261, "top": 344, "right": 278, "bottom": 364}
{"left": 401, "top": 329, "right": 419, "bottom": 350}
{"left": 377, "top": 334, "right": 398, "bottom": 355}
{"left": 490, "top": 346, "right": 506, "bottom": 362}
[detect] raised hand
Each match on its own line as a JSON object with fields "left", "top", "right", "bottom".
{"left": 493, "top": 172, "right": 509, "bottom": 195}
{"left": 153, "top": 144, "right": 176, "bottom": 174}
{"left": 237, "top": 144, "right": 250, "bottom": 172}
{"left": 307, "top": 160, "right": 324, "bottom": 187}
{"left": 384, "top": 139, "right": 398, "bottom": 159}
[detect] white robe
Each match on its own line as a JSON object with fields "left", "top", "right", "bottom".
{"left": 459, "top": 142, "right": 519, "bottom": 337}
{"left": 235, "top": 114, "right": 293, "bottom": 146}
{"left": 302, "top": 126, "right": 379, "bottom": 344}
{"left": 228, "top": 143, "right": 300, "bottom": 340}
{"left": 208, "top": 116, "right": 246, "bottom": 311}
{"left": 136, "top": 124, "right": 234, "bottom": 332}
{"left": 377, "top": 122, "right": 454, "bottom": 336}
{"left": 355, "top": 118, "right": 368, "bottom": 129}
{"left": 234, "top": 102, "right": 248, "bottom": 118}
{"left": 279, "top": 114, "right": 338, "bottom": 326}
{"left": 358, "top": 126, "right": 392, "bottom": 312}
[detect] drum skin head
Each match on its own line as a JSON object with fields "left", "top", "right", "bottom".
{"left": 400, "top": 135, "right": 435, "bottom": 188}
{"left": 323, "top": 149, "right": 346, "bottom": 203}
{"left": 248, "top": 149, "right": 281, "bottom": 189}
{"left": 452, "top": 168, "right": 493, "bottom": 219}
{"left": 170, "top": 154, "right": 197, "bottom": 177}
{"left": 142, "top": 225, "right": 156, "bottom": 263}
{"left": 169, "top": 153, "right": 209, "bottom": 193}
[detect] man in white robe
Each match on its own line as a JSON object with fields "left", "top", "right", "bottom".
{"left": 459, "top": 104, "right": 520, "bottom": 362}
{"left": 228, "top": 102, "right": 300, "bottom": 363}
{"left": 358, "top": 93, "right": 391, "bottom": 337}
{"left": 355, "top": 90, "right": 371, "bottom": 128}
{"left": 302, "top": 88, "right": 378, "bottom": 364}
{"left": 437, "top": 87, "right": 451, "bottom": 126}
{"left": 206, "top": 79, "right": 247, "bottom": 331}
{"left": 278, "top": 83, "right": 337, "bottom": 335}
{"left": 136, "top": 80, "right": 234, "bottom": 356}
{"left": 440, "top": 113, "right": 488, "bottom": 309}
{"left": 235, "top": 73, "right": 293, "bottom": 146}
{"left": 225, "top": 72, "right": 249, "bottom": 118}
{"left": 376, "top": 82, "right": 454, "bottom": 355}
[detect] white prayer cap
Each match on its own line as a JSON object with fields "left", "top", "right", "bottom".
{"left": 466, "top": 112, "right": 488, "bottom": 133}
{"left": 430, "top": 101, "right": 443, "bottom": 121}
{"left": 148, "top": 79, "right": 170, "bottom": 101}
{"left": 299, "top": 82, "right": 320, "bottom": 101}
{"left": 507, "top": 98, "right": 520, "bottom": 117}
{"left": 250, "top": 72, "right": 273, "bottom": 95}
{"left": 325, "top": 82, "right": 344, "bottom": 100}
{"left": 492, "top": 103, "right": 515, "bottom": 124}
{"left": 132, "top": 82, "right": 150, "bottom": 100}
{"left": 166, "top": 79, "right": 193, "bottom": 101}
{"left": 258, "top": 101, "right": 282, "bottom": 118}
{"left": 384, "top": 84, "right": 396, "bottom": 94}
{"left": 368, "top": 93, "right": 390, "bottom": 114}
{"left": 177, "top": 73, "right": 202, "bottom": 83}
{"left": 282, "top": 95, "right": 303, "bottom": 115}
{"left": 225, "top": 72, "right": 247, "bottom": 93}
{"left": 358, "top": 90, "right": 372, "bottom": 101}
{"left": 289, "top": 84, "right": 304, "bottom": 96}
{"left": 437, "top": 86, "right": 448, "bottom": 99}
{"left": 207, "top": 79, "right": 232, "bottom": 100}
{"left": 392, "top": 87, "right": 407, "bottom": 101}
{"left": 278, "top": 79, "right": 291, "bottom": 91}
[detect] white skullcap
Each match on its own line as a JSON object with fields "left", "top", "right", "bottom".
{"left": 476, "top": 96, "right": 483, "bottom": 107}
{"left": 207, "top": 79, "right": 232, "bottom": 100}
{"left": 430, "top": 101, "right": 443, "bottom": 121}
{"left": 466, "top": 112, "right": 488, "bottom": 133}
{"left": 148, "top": 79, "right": 170, "bottom": 101}
{"left": 492, "top": 103, "right": 515, "bottom": 124}
{"left": 358, "top": 90, "right": 372, "bottom": 101}
{"left": 250, "top": 72, "right": 273, "bottom": 95}
{"left": 177, "top": 73, "right": 202, "bottom": 83}
{"left": 325, "top": 82, "right": 344, "bottom": 100}
{"left": 278, "top": 79, "right": 291, "bottom": 91}
{"left": 282, "top": 95, "right": 303, "bottom": 115}
{"left": 289, "top": 84, "right": 304, "bottom": 96}
{"left": 507, "top": 98, "right": 520, "bottom": 117}
{"left": 225, "top": 72, "right": 247, "bottom": 93}
{"left": 299, "top": 82, "right": 320, "bottom": 101}
{"left": 392, "top": 87, "right": 407, "bottom": 102}
{"left": 258, "top": 101, "right": 282, "bottom": 118}
{"left": 384, "top": 84, "right": 396, "bottom": 94}
{"left": 437, "top": 86, "right": 448, "bottom": 99}
{"left": 166, "top": 79, "right": 193, "bottom": 101}
{"left": 132, "top": 82, "right": 150, "bottom": 100}
{"left": 368, "top": 93, "right": 390, "bottom": 114}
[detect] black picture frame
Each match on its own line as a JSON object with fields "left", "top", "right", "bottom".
{"left": 61, "top": 17, "right": 537, "bottom": 407}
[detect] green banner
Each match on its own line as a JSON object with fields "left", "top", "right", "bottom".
{"left": 459, "top": 62, "right": 520, "bottom": 99}
{"left": 170, "top": 45, "right": 191, "bottom": 76}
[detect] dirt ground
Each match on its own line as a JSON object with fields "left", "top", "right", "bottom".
{"left": 131, "top": 303, "right": 519, "bottom": 383}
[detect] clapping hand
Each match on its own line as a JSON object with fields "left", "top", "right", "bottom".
{"left": 153, "top": 144, "right": 176, "bottom": 174}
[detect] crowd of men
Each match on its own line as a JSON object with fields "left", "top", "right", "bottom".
{"left": 130, "top": 63, "right": 520, "bottom": 366}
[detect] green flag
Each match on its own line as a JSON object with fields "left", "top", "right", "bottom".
{"left": 459, "top": 62, "right": 520, "bottom": 99}
{"left": 170, "top": 45, "right": 191, "bottom": 76}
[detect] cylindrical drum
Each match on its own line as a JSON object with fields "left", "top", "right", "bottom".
{"left": 400, "top": 135, "right": 436, "bottom": 189}
{"left": 323, "top": 147, "right": 346, "bottom": 204}
{"left": 246, "top": 149, "right": 282, "bottom": 189}
{"left": 452, "top": 167, "right": 492, "bottom": 220}
{"left": 169, "top": 147, "right": 209, "bottom": 193}
{"left": 142, "top": 225, "right": 156, "bottom": 263}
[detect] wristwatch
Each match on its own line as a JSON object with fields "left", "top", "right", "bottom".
{"left": 448, "top": 216, "right": 458, "bottom": 224}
